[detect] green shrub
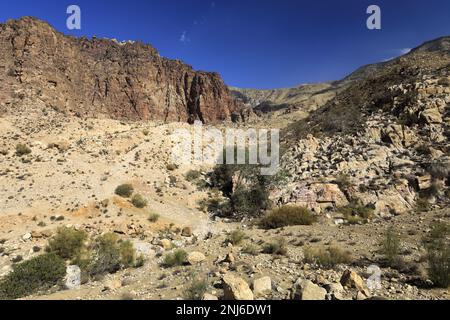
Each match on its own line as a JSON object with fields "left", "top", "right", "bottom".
{"left": 227, "top": 230, "right": 246, "bottom": 246}
{"left": 338, "top": 202, "right": 373, "bottom": 224}
{"left": 185, "top": 170, "right": 202, "bottom": 182}
{"left": 380, "top": 227, "right": 402, "bottom": 267}
{"left": 119, "top": 240, "right": 136, "bottom": 268}
{"left": 423, "top": 222, "right": 450, "bottom": 288}
{"left": 304, "top": 245, "right": 352, "bottom": 268}
{"left": 131, "top": 194, "right": 148, "bottom": 208}
{"left": 242, "top": 244, "right": 260, "bottom": 256}
{"left": 148, "top": 213, "right": 160, "bottom": 223}
{"left": 163, "top": 249, "right": 187, "bottom": 267}
{"left": 335, "top": 174, "right": 352, "bottom": 190}
{"left": 415, "top": 144, "right": 432, "bottom": 156}
{"left": 184, "top": 278, "right": 208, "bottom": 300}
{"left": 416, "top": 198, "right": 431, "bottom": 212}
{"left": 15, "top": 144, "right": 31, "bottom": 156}
{"left": 46, "top": 227, "right": 87, "bottom": 260}
{"left": 0, "top": 253, "right": 65, "bottom": 300}
{"left": 259, "top": 206, "right": 316, "bottom": 229}
{"left": 88, "top": 233, "right": 128, "bottom": 276}
{"left": 263, "top": 238, "right": 288, "bottom": 256}
{"left": 115, "top": 184, "right": 134, "bottom": 198}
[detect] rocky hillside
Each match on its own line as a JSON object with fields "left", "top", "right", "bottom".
{"left": 0, "top": 17, "right": 248, "bottom": 123}
{"left": 278, "top": 37, "right": 450, "bottom": 217}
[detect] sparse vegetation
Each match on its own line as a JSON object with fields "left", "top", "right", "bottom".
{"left": 416, "top": 197, "right": 431, "bottom": 212}
{"left": 0, "top": 253, "right": 66, "bottom": 300}
{"left": 380, "top": 226, "right": 402, "bottom": 267}
{"left": 259, "top": 206, "right": 317, "bottom": 229}
{"left": 184, "top": 278, "right": 208, "bottom": 300}
{"left": 335, "top": 174, "right": 352, "bottom": 190}
{"left": 304, "top": 245, "right": 352, "bottom": 268}
{"left": 46, "top": 227, "right": 88, "bottom": 261}
{"left": 263, "top": 238, "right": 288, "bottom": 256}
{"left": 131, "top": 194, "right": 148, "bottom": 208}
{"left": 15, "top": 144, "right": 31, "bottom": 156}
{"left": 423, "top": 222, "right": 450, "bottom": 288}
{"left": 88, "top": 233, "right": 136, "bottom": 276}
{"left": 148, "top": 212, "right": 160, "bottom": 223}
{"left": 163, "top": 249, "right": 188, "bottom": 267}
{"left": 185, "top": 169, "right": 202, "bottom": 182}
{"left": 227, "top": 230, "right": 246, "bottom": 246}
{"left": 115, "top": 184, "right": 134, "bottom": 198}
{"left": 338, "top": 202, "right": 373, "bottom": 224}
{"left": 242, "top": 244, "right": 260, "bottom": 256}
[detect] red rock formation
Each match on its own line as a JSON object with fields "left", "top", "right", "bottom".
{"left": 0, "top": 17, "right": 248, "bottom": 123}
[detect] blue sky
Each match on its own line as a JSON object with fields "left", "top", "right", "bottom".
{"left": 1, "top": 0, "right": 449, "bottom": 89}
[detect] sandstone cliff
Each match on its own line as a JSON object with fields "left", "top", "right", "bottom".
{"left": 0, "top": 17, "right": 246, "bottom": 123}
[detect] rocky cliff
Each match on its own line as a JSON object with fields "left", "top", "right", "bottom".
{"left": 0, "top": 17, "right": 247, "bottom": 123}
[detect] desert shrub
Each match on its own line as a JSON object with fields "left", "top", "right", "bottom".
{"left": 242, "top": 244, "right": 260, "bottom": 256}
{"left": 338, "top": 202, "right": 373, "bottom": 224}
{"left": 0, "top": 253, "right": 66, "bottom": 300}
{"left": 0, "top": 149, "right": 8, "bottom": 156}
{"left": 427, "top": 162, "right": 450, "bottom": 180}
{"left": 263, "top": 238, "right": 288, "bottom": 256}
{"left": 15, "top": 144, "right": 31, "bottom": 156}
{"left": 115, "top": 184, "right": 134, "bottom": 198}
{"left": 88, "top": 233, "right": 136, "bottom": 276}
{"left": 46, "top": 227, "right": 87, "bottom": 260}
{"left": 380, "top": 226, "right": 402, "bottom": 267}
{"left": 163, "top": 249, "right": 188, "bottom": 267}
{"left": 438, "top": 78, "right": 450, "bottom": 86}
{"left": 119, "top": 240, "right": 135, "bottom": 268}
{"left": 227, "top": 230, "right": 246, "bottom": 246}
{"left": 259, "top": 206, "right": 316, "bottom": 229}
{"left": 423, "top": 222, "right": 450, "bottom": 288}
{"left": 131, "top": 194, "right": 148, "bottom": 208}
{"left": 304, "top": 245, "right": 352, "bottom": 268}
{"left": 415, "top": 144, "right": 432, "bottom": 156}
{"left": 142, "top": 129, "right": 149, "bottom": 136}
{"left": 184, "top": 278, "right": 208, "bottom": 300}
{"left": 335, "top": 174, "right": 352, "bottom": 190}
{"left": 148, "top": 213, "right": 160, "bottom": 223}
{"left": 185, "top": 170, "right": 202, "bottom": 182}
{"left": 206, "top": 159, "right": 288, "bottom": 218}
{"left": 416, "top": 197, "right": 431, "bottom": 212}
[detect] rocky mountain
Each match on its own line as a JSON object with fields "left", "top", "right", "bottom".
{"left": 0, "top": 17, "right": 248, "bottom": 123}
{"left": 277, "top": 36, "right": 450, "bottom": 217}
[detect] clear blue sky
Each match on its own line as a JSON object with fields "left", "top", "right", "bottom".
{"left": 1, "top": 0, "right": 449, "bottom": 89}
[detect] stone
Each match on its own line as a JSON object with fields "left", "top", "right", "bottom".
{"left": 416, "top": 175, "right": 432, "bottom": 190}
{"left": 159, "top": 239, "right": 172, "bottom": 250}
{"left": 187, "top": 251, "right": 206, "bottom": 265}
{"left": 340, "top": 270, "right": 370, "bottom": 295}
{"left": 222, "top": 273, "right": 254, "bottom": 300}
{"left": 65, "top": 265, "right": 81, "bottom": 290}
{"left": 22, "top": 232, "right": 32, "bottom": 241}
{"left": 202, "top": 293, "right": 219, "bottom": 300}
{"left": 421, "top": 108, "right": 443, "bottom": 124}
{"left": 181, "top": 227, "right": 193, "bottom": 237}
{"left": 253, "top": 276, "right": 272, "bottom": 297}
{"left": 292, "top": 279, "right": 327, "bottom": 300}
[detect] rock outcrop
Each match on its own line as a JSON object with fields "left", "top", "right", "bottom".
{"left": 0, "top": 17, "right": 247, "bottom": 123}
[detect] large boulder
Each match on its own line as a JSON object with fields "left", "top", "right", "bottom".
{"left": 292, "top": 279, "right": 327, "bottom": 300}
{"left": 252, "top": 276, "right": 272, "bottom": 297}
{"left": 340, "top": 270, "right": 370, "bottom": 296}
{"left": 222, "top": 273, "right": 254, "bottom": 300}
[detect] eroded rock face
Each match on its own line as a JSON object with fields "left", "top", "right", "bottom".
{"left": 0, "top": 17, "right": 247, "bottom": 123}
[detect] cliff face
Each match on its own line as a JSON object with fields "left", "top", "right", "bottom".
{"left": 0, "top": 17, "right": 246, "bottom": 123}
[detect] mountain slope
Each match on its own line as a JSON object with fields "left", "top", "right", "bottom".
{"left": 0, "top": 17, "right": 247, "bottom": 123}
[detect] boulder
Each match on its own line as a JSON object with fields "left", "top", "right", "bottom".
{"left": 65, "top": 265, "right": 81, "bottom": 290}
{"left": 292, "top": 279, "right": 326, "bottom": 300}
{"left": 222, "top": 273, "right": 254, "bottom": 300}
{"left": 187, "top": 251, "right": 206, "bottom": 265}
{"left": 340, "top": 270, "right": 370, "bottom": 295}
{"left": 253, "top": 276, "right": 272, "bottom": 297}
